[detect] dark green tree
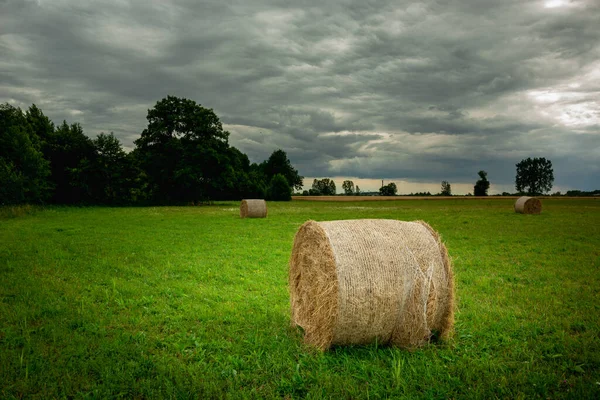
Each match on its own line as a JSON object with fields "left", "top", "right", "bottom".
{"left": 474, "top": 170, "right": 490, "bottom": 196}
{"left": 25, "top": 104, "right": 55, "bottom": 151}
{"left": 0, "top": 103, "right": 51, "bottom": 204}
{"left": 209, "top": 147, "right": 270, "bottom": 201}
{"left": 134, "top": 96, "right": 231, "bottom": 203}
{"left": 267, "top": 173, "right": 292, "bottom": 201}
{"left": 311, "top": 178, "right": 336, "bottom": 195}
{"left": 245, "top": 163, "right": 268, "bottom": 199}
{"left": 220, "top": 147, "right": 250, "bottom": 200}
{"left": 342, "top": 180, "right": 355, "bottom": 195}
{"left": 379, "top": 182, "right": 397, "bottom": 196}
{"left": 260, "top": 149, "right": 303, "bottom": 191}
{"left": 355, "top": 185, "right": 361, "bottom": 195}
{"left": 90, "top": 132, "right": 141, "bottom": 204}
{"left": 46, "top": 121, "right": 96, "bottom": 203}
{"left": 441, "top": 181, "right": 452, "bottom": 196}
{"left": 515, "top": 157, "right": 554, "bottom": 195}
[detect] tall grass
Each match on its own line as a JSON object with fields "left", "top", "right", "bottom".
{"left": 0, "top": 204, "right": 41, "bottom": 219}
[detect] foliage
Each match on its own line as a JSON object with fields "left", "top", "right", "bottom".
{"left": 1, "top": 200, "right": 599, "bottom": 398}
{"left": 342, "top": 180, "right": 355, "bottom": 195}
{"left": 260, "top": 149, "right": 303, "bottom": 191}
{"left": 0, "top": 103, "right": 52, "bottom": 204}
{"left": 267, "top": 174, "right": 292, "bottom": 201}
{"left": 440, "top": 181, "right": 452, "bottom": 196}
{"left": 133, "top": 98, "right": 301, "bottom": 203}
{"left": 91, "top": 133, "right": 141, "bottom": 205}
{"left": 515, "top": 157, "right": 554, "bottom": 195}
{"left": 355, "top": 185, "right": 361, "bottom": 195}
{"left": 47, "top": 121, "right": 97, "bottom": 204}
{"left": 474, "top": 170, "right": 490, "bottom": 196}
{"left": 379, "top": 182, "right": 397, "bottom": 196}
{"left": 409, "top": 192, "right": 432, "bottom": 196}
{"left": 566, "top": 189, "right": 600, "bottom": 197}
{"left": 1, "top": 99, "right": 308, "bottom": 205}
{"left": 25, "top": 104, "right": 55, "bottom": 151}
{"left": 134, "top": 96, "right": 232, "bottom": 203}
{"left": 310, "top": 178, "right": 336, "bottom": 195}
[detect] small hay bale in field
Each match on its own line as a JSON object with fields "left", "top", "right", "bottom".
{"left": 514, "top": 196, "right": 542, "bottom": 214}
{"left": 289, "top": 219, "right": 454, "bottom": 351}
{"left": 240, "top": 199, "right": 267, "bottom": 218}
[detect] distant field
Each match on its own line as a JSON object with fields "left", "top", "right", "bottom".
{"left": 292, "top": 195, "right": 598, "bottom": 201}
{"left": 1, "top": 199, "right": 599, "bottom": 398}
{"left": 293, "top": 195, "right": 520, "bottom": 201}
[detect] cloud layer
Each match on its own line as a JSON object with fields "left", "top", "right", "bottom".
{"left": 1, "top": 0, "right": 599, "bottom": 192}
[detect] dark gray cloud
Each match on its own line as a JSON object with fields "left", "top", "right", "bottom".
{"left": 1, "top": 0, "right": 599, "bottom": 192}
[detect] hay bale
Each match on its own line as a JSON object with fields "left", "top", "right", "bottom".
{"left": 514, "top": 196, "right": 542, "bottom": 214}
{"left": 240, "top": 199, "right": 267, "bottom": 218}
{"left": 289, "top": 219, "right": 454, "bottom": 350}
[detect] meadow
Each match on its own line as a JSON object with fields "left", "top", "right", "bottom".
{"left": 1, "top": 199, "right": 599, "bottom": 399}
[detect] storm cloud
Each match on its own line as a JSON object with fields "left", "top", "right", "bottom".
{"left": 1, "top": 0, "right": 599, "bottom": 192}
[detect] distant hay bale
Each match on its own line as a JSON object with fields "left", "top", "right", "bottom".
{"left": 289, "top": 219, "right": 454, "bottom": 351}
{"left": 240, "top": 199, "right": 267, "bottom": 218}
{"left": 514, "top": 196, "right": 542, "bottom": 214}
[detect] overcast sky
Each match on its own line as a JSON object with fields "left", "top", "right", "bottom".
{"left": 1, "top": 0, "right": 599, "bottom": 193}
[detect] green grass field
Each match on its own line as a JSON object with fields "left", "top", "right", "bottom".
{"left": 1, "top": 199, "right": 599, "bottom": 399}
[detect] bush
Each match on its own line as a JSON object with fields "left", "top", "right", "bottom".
{"left": 379, "top": 183, "right": 397, "bottom": 196}
{"left": 0, "top": 204, "right": 40, "bottom": 219}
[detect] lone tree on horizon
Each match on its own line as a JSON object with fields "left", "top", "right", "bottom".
{"left": 440, "top": 180, "right": 452, "bottom": 196}
{"left": 515, "top": 157, "right": 554, "bottom": 195}
{"left": 474, "top": 170, "right": 490, "bottom": 196}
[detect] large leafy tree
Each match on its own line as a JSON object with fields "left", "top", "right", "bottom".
{"left": 474, "top": 170, "right": 490, "bottom": 196}
{"left": 260, "top": 149, "right": 303, "bottom": 191}
{"left": 134, "top": 96, "right": 231, "bottom": 203}
{"left": 138, "top": 95, "right": 229, "bottom": 144}
{"left": 515, "top": 157, "right": 554, "bottom": 195}
{"left": 0, "top": 103, "right": 52, "bottom": 204}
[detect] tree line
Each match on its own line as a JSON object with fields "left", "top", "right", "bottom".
{"left": 2, "top": 94, "right": 571, "bottom": 204}
{"left": 0, "top": 96, "right": 303, "bottom": 205}
{"left": 304, "top": 158, "right": 557, "bottom": 197}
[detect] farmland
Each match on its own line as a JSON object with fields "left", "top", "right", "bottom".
{"left": 1, "top": 199, "right": 599, "bottom": 398}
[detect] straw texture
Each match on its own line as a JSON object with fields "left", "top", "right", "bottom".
{"left": 289, "top": 219, "right": 454, "bottom": 351}
{"left": 240, "top": 199, "right": 267, "bottom": 218}
{"left": 514, "top": 196, "right": 542, "bottom": 214}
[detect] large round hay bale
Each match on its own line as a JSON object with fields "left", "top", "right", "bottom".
{"left": 240, "top": 199, "right": 267, "bottom": 218}
{"left": 289, "top": 219, "right": 454, "bottom": 350}
{"left": 514, "top": 196, "right": 542, "bottom": 214}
